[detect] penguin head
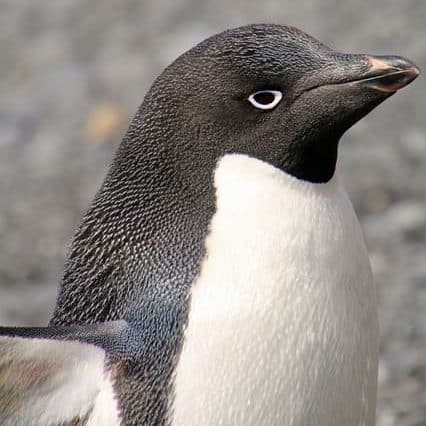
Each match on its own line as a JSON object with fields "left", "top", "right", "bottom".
{"left": 134, "top": 24, "right": 420, "bottom": 184}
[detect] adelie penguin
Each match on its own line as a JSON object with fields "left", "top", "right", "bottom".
{"left": 0, "top": 24, "right": 420, "bottom": 426}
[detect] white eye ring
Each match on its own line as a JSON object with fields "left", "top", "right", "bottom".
{"left": 248, "top": 90, "right": 282, "bottom": 110}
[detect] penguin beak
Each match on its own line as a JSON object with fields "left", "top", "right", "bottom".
{"left": 356, "top": 55, "right": 420, "bottom": 93}
{"left": 294, "top": 54, "right": 420, "bottom": 101}
{"left": 287, "top": 51, "right": 420, "bottom": 152}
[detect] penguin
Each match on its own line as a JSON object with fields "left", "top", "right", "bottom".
{"left": 0, "top": 24, "right": 419, "bottom": 426}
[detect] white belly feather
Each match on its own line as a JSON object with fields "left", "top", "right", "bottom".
{"left": 172, "top": 154, "right": 378, "bottom": 426}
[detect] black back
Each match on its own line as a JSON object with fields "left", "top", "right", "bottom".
{"left": 51, "top": 97, "right": 215, "bottom": 422}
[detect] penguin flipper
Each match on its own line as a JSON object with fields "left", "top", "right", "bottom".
{"left": 0, "top": 321, "right": 126, "bottom": 426}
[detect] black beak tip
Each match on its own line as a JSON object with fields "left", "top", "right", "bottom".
{"left": 364, "top": 55, "right": 421, "bottom": 92}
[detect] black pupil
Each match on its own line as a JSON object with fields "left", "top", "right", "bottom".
{"left": 254, "top": 91, "right": 276, "bottom": 105}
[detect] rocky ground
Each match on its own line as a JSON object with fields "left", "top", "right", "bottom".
{"left": 1, "top": 1, "right": 425, "bottom": 424}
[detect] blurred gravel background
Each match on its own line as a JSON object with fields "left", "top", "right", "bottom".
{"left": 1, "top": 1, "right": 425, "bottom": 424}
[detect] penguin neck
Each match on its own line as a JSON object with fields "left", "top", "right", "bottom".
{"left": 52, "top": 119, "right": 218, "bottom": 421}
{"left": 280, "top": 135, "right": 340, "bottom": 184}
{"left": 53, "top": 115, "right": 216, "bottom": 326}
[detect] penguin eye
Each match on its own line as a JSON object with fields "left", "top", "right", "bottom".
{"left": 248, "top": 90, "right": 282, "bottom": 110}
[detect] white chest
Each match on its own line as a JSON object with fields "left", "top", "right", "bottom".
{"left": 172, "top": 154, "right": 378, "bottom": 426}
